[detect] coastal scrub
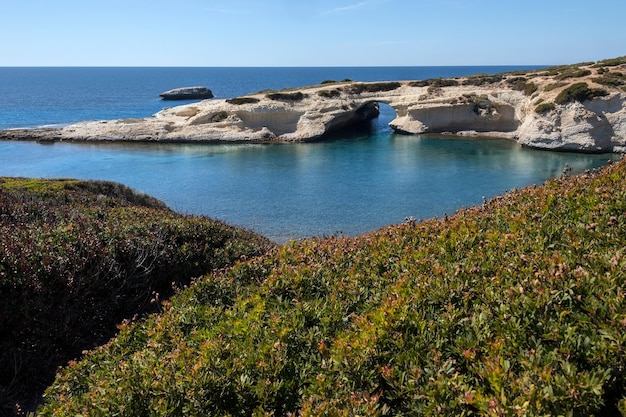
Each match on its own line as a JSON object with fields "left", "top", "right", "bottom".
{"left": 0, "top": 178, "right": 272, "bottom": 415}
{"left": 39, "top": 157, "right": 626, "bottom": 416}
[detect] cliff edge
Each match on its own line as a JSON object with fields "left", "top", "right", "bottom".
{"left": 2, "top": 57, "right": 625, "bottom": 152}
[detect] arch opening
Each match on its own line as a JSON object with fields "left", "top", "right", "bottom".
{"left": 322, "top": 101, "right": 398, "bottom": 139}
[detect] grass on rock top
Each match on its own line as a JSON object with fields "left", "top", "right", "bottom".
{"left": 38, "top": 157, "right": 626, "bottom": 416}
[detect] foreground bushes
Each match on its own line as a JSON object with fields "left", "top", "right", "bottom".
{"left": 0, "top": 178, "right": 272, "bottom": 415}
{"left": 40, "top": 158, "right": 626, "bottom": 416}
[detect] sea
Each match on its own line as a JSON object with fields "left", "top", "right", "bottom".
{"left": 0, "top": 67, "right": 620, "bottom": 242}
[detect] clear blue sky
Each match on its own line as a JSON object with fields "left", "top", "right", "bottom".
{"left": 1, "top": 0, "right": 624, "bottom": 66}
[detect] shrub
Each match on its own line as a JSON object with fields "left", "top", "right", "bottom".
{"left": 345, "top": 82, "right": 401, "bottom": 94}
{"left": 462, "top": 74, "right": 504, "bottom": 86}
{"left": 592, "top": 76, "right": 625, "bottom": 88}
{"left": 592, "top": 56, "right": 626, "bottom": 67}
{"left": 458, "top": 93, "right": 489, "bottom": 104}
{"left": 507, "top": 77, "right": 538, "bottom": 96}
{"left": 409, "top": 78, "right": 459, "bottom": 88}
{"left": 554, "top": 82, "right": 609, "bottom": 105}
{"left": 266, "top": 91, "right": 307, "bottom": 101}
{"left": 226, "top": 97, "right": 260, "bottom": 105}
{"left": 535, "top": 101, "right": 556, "bottom": 113}
{"left": 0, "top": 178, "right": 272, "bottom": 415}
{"left": 555, "top": 68, "right": 592, "bottom": 80}
{"left": 39, "top": 157, "right": 626, "bottom": 416}
{"left": 544, "top": 82, "right": 567, "bottom": 92}
{"left": 317, "top": 89, "right": 342, "bottom": 98}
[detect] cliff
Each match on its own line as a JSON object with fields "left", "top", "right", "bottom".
{"left": 2, "top": 57, "right": 625, "bottom": 152}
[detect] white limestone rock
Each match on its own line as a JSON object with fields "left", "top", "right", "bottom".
{"left": 2, "top": 59, "right": 625, "bottom": 153}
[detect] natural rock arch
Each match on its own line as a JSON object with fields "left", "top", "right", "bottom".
{"left": 3, "top": 61, "right": 626, "bottom": 152}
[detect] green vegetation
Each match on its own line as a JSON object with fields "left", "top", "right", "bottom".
{"left": 317, "top": 89, "right": 342, "bottom": 98}
{"left": 507, "top": 77, "right": 538, "bottom": 96}
{"left": 554, "top": 82, "right": 609, "bottom": 105}
{"left": 0, "top": 178, "right": 272, "bottom": 415}
{"left": 555, "top": 68, "right": 592, "bottom": 81}
{"left": 39, "top": 157, "right": 626, "bottom": 416}
{"left": 593, "top": 56, "right": 626, "bottom": 68}
{"left": 535, "top": 102, "right": 556, "bottom": 113}
{"left": 535, "top": 101, "right": 556, "bottom": 113}
{"left": 226, "top": 97, "right": 260, "bottom": 105}
{"left": 266, "top": 91, "right": 308, "bottom": 102}
{"left": 592, "top": 72, "right": 626, "bottom": 88}
{"left": 456, "top": 94, "right": 494, "bottom": 115}
{"left": 462, "top": 74, "right": 504, "bottom": 86}
{"left": 544, "top": 82, "right": 568, "bottom": 92}
{"left": 345, "top": 82, "right": 401, "bottom": 94}
{"left": 409, "top": 78, "right": 460, "bottom": 88}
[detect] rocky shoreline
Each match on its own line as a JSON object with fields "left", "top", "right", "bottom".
{"left": 2, "top": 58, "right": 625, "bottom": 153}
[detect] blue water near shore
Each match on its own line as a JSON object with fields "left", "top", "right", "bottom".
{"left": 0, "top": 67, "right": 620, "bottom": 242}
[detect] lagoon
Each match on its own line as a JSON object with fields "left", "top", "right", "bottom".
{"left": 0, "top": 109, "right": 618, "bottom": 242}
{"left": 0, "top": 66, "right": 619, "bottom": 242}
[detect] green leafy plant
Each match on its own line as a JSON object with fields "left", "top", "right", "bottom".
{"left": 317, "top": 89, "right": 342, "bottom": 98}
{"left": 592, "top": 56, "right": 626, "bottom": 67}
{"left": 0, "top": 178, "right": 272, "bottom": 415}
{"left": 507, "top": 77, "right": 538, "bottom": 96}
{"left": 554, "top": 82, "right": 609, "bottom": 105}
{"left": 544, "top": 82, "right": 567, "bottom": 92}
{"left": 409, "top": 78, "right": 459, "bottom": 88}
{"left": 555, "top": 68, "right": 592, "bottom": 80}
{"left": 266, "top": 91, "right": 308, "bottom": 101}
{"left": 535, "top": 102, "right": 556, "bottom": 113}
{"left": 345, "top": 82, "right": 401, "bottom": 94}
{"left": 462, "top": 74, "right": 504, "bottom": 86}
{"left": 38, "top": 157, "right": 626, "bottom": 416}
{"left": 592, "top": 76, "right": 625, "bottom": 88}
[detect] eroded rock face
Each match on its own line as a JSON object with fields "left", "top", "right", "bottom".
{"left": 517, "top": 94, "right": 626, "bottom": 152}
{"left": 2, "top": 59, "right": 625, "bottom": 152}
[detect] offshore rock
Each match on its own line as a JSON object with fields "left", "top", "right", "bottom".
{"left": 1, "top": 58, "right": 625, "bottom": 152}
{"left": 160, "top": 86, "right": 214, "bottom": 100}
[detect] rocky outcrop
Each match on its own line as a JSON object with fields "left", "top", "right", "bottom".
{"left": 2, "top": 58, "right": 625, "bottom": 152}
{"left": 517, "top": 93, "right": 626, "bottom": 152}
{"left": 159, "top": 86, "right": 213, "bottom": 100}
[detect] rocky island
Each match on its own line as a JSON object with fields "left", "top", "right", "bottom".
{"left": 2, "top": 57, "right": 625, "bottom": 152}
{"left": 159, "top": 86, "right": 214, "bottom": 100}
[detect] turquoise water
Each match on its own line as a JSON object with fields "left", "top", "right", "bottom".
{"left": 0, "top": 66, "right": 618, "bottom": 241}
{"left": 0, "top": 109, "right": 617, "bottom": 242}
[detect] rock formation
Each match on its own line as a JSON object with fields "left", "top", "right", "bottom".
{"left": 1, "top": 58, "right": 625, "bottom": 153}
{"left": 159, "top": 86, "right": 214, "bottom": 100}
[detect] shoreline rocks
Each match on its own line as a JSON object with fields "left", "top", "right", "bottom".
{"left": 2, "top": 58, "right": 625, "bottom": 153}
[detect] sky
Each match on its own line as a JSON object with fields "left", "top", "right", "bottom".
{"left": 1, "top": 0, "right": 624, "bottom": 67}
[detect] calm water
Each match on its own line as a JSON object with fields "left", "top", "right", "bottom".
{"left": 0, "top": 67, "right": 618, "bottom": 242}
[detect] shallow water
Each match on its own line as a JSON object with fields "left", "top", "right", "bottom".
{"left": 0, "top": 108, "right": 618, "bottom": 242}
{"left": 0, "top": 66, "right": 618, "bottom": 242}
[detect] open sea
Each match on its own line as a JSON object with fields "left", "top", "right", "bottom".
{"left": 0, "top": 67, "right": 620, "bottom": 242}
